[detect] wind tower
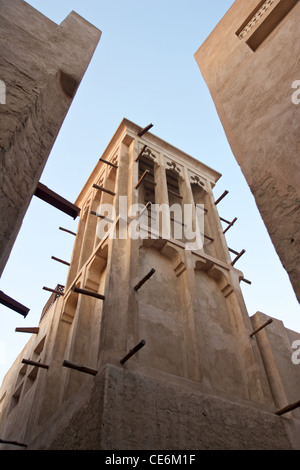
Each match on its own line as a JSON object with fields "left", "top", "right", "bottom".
{"left": 0, "top": 119, "right": 299, "bottom": 450}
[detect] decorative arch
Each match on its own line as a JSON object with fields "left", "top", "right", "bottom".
{"left": 141, "top": 239, "right": 187, "bottom": 278}
{"left": 194, "top": 258, "right": 233, "bottom": 298}
{"left": 159, "top": 241, "right": 187, "bottom": 278}
{"left": 84, "top": 241, "right": 109, "bottom": 292}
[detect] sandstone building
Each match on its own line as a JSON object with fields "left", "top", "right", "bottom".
{"left": 0, "top": 0, "right": 101, "bottom": 278}
{"left": 194, "top": 0, "right": 300, "bottom": 303}
{"left": 0, "top": 119, "right": 299, "bottom": 450}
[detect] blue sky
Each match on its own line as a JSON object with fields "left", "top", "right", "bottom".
{"left": 0, "top": 0, "right": 299, "bottom": 384}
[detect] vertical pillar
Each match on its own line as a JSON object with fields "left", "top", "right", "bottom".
{"left": 154, "top": 155, "right": 169, "bottom": 207}
{"left": 181, "top": 251, "right": 212, "bottom": 383}
{"left": 152, "top": 155, "right": 169, "bottom": 239}
{"left": 181, "top": 168, "right": 198, "bottom": 242}
{"left": 63, "top": 289, "right": 101, "bottom": 399}
{"left": 77, "top": 200, "right": 94, "bottom": 270}
{"left": 207, "top": 182, "right": 232, "bottom": 265}
{"left": 97, "top": 139, "right": 140, "bottom": 368}
{"left": 64, "top": 209, "right": 87, "bottom": 291}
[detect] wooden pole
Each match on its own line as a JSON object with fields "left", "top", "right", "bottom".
{"left": 0, "top": 439, "right": 27, "bottom": 448}
{"left": 135, "top": 169, "right": 150, "bottom": 189}
{"left": 51, "top": 256, "right": 70, "bottom": 266}
{"left": 59, "top": 227, "right": 77, "bottom": 236}
{"left": 231, "top": 249, "right": 246, "bottom": 266}
{"left": 223, "top": 217, "right": 238, "bottom": 234}
{"left": 275, "top": 400, "right": 300, "bottom": 416}
{"left": 241, "top": 278, "right": 252, "bottom": 285}
{"left": 73, "top": 287, "right": 105, "bottom": 300}
{"left": 167, "top": 188, "right": 183, "bottom": 199}
{"left": 250, "top": 318, "right": 273, "bottom": 338}
{"left": 203, "top": 234, "right": 214, "bottom": 243}
{"left": 120, "top": 340, "right": 146, "bottom": 365}
{"left": 138, "top": 123, "right": 153, "bottom": 137}
{"left": 134, "top": 269, "right": 156, "bottom": 291}
{"left": 43, "top": 286, "right": 64, "bottom": 296}
{"left": 34, "top": 182, "right": 80, "bottom": 219}
{"left": 133, "top": 202, "right": 151, "bottom": 220}
{"left": 62, "top": 359, "right": 98, "bottom": 376}
{"left": 99, "top": 158, "right": 118, "bottom": 168}
{"left": 90, "top": 211, "right": 114, "bottom": 223}
{"left": 22, "top": 359, "right": 49, "bottom": 370}
{"left": 92, "top": 184, "right": 116, "bottom": 196}
{"left": 15, "top": 327, "right": 39, "bottom": 334}
{"left": 220, "top": 216, "right": 231, "bottom": 224}
{"left": 214, "top": 190, "right": 229, "bottom": 205}
{"left": 135, "top": 144, "right": 147, "bottom": 162}
{"left": 0, "top": 291, "right": 30, "bottom": 318}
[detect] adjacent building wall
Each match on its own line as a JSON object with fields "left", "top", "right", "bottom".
{"left": 250, "top": 311, "right": 300, "bottom": 415}
{"left": 194, "top": 0, "right": 300, "bottom": 303}
{"left": 0, "top": 0, "right": 101, "bottom": 276}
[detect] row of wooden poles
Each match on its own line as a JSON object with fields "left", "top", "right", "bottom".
{"left": 0, "top": 125, "right": 243, "bottom": 320}
{"left": 0, "top": 124, "right": 154, "bottom": 318}
{"left": 0, "top": 269, "right": 153, "bottom": 448}
{"left": 3, "top": 305, "right": 300, "bottom": 449}
{"left": 0, "top": 125, "right": 156, "bottom": 359}
{"left": 0, "top": 125, "right": 157, "bottom": 449}
{"left": 214, "top": 190, "right": 249, "bottom": 280}
{"left": 17, "top": 268, "right": 156, "bottom": 370}
{"left": 20, "top": 338, "right": 147, "bottom": 376}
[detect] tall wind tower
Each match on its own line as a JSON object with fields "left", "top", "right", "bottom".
{"left": 0, "top": 119, "right": 299, "bottom": 450}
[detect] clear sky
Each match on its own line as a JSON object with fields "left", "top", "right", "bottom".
{"left": 0, "top": 0, "right": 299, "bottom": 385}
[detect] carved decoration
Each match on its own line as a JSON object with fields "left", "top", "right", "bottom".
{"left": 238, "top": 0, "right": 275, "bottom": 39}
{"left": 96, "top": 175, "right": 104, "bottom": 187}
{"left": 107, "top": 152, "right": 119, "bottom": 176}
{"left": 166, "top": 159, "right": 182, "bottom": 175}
{"left": 85, "top": 243, "right": 108, "bottom": 291}
{"left": 141, "top": 239, "right": 187, "bottom": 278}
{"left": 141, "top": 147, "right": 157, "bottom": 162}
{"left": 190, "top": 174, "right": 206, "bottom": 189}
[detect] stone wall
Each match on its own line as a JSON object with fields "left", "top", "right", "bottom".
{"left": 28, "top": 365, "right": 299, "bottom": 450}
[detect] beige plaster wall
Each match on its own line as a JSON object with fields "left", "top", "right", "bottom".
{"left": 27, "top": 365, "right": 300, "bottom": 450}
{"left": 195, "top": 0, "right": 300, "bottom": 303}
